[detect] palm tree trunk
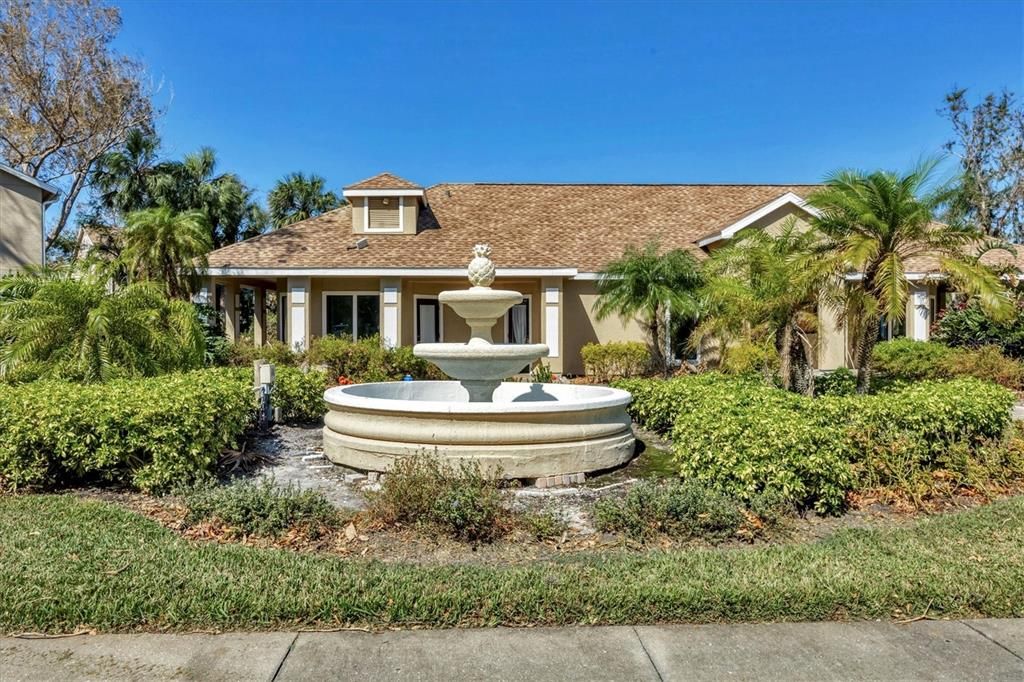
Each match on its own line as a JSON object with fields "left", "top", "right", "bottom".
{"left": 853, "top": 316, "right": 877, "bottom": 394}
{"left": 778, "top": 323, "right": 793, "bottom": 391}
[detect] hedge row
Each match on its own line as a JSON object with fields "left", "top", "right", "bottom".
{"left": 0, "top": 368, "right": 254, "bottom": 492}
{"left": 615, "top": 375, "right": 1015, "bottom": 514}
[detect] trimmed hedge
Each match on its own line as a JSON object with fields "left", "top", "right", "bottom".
{"left": 581, "top": 341, "right": 651, "bottom": 382}
{"left": 871, "top": 339, "right": 1024, "bottom": 390}
{"left": 617, "top": 374, "right": 1015, "bottom": 514}
{"left": 0, "top": 368, "right": 254, "bottom": 492}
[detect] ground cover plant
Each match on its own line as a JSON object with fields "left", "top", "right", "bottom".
{"left": 2, "top": 492, "right": 1023, "bottom": 633}
{"left": 181, "top": 479, "right": 341, "bottom": 540}
{"left": 0, "top": 368, "right": 253, "bottom": 492}
{"left": 615, "top": 374, "right": 1018, "bottom": 514}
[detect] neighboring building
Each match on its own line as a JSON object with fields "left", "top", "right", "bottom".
{"left": 201, "top": 172, "right": 1018, "bottom": 375}
{"left": 0, "top": 164, "right": 59, "bottom": 276}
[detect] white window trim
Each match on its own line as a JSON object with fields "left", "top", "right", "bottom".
{"left": 321, "top": 290, "right": 381, "bottom": 340}
{"left": 363, "top": 195, "right": 405, "bottom": 233}
{"left": 696, "top": 192, "right": 821, "bottom": 248}
{"left": 503, "top": 294, "right": 532, "bottom": 343}
{"left": 413, "top": 294, "right": 444, "bottom": 343}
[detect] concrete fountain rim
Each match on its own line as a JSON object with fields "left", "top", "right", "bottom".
{"left": 323, "top": 380, "right": 632, "bottom": 415}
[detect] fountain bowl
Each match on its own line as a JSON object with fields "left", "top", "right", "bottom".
{"left": 412, "top": 342, "right": 550, "bottom": 380}
{"left": 322, "top": 381, "right": 635, "bottom": 478}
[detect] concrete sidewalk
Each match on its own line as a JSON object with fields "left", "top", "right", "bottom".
{"left": 2, "top": 619, "right": 1023, "bottom": 681}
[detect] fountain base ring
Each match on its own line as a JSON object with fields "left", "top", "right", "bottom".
{"left": 322, "top": 380, "right": 636, "bottom": 478}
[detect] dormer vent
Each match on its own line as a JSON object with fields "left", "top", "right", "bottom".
{"left": 343, "top": 172, "right": 425, "bottom": 236}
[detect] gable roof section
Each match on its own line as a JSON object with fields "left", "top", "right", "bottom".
{"left": 695, "top": 191, "right": 820, "bottom": 248}
{"left": 344, "top": 172, "right": 422, "bottom": 190}
{"left": 0, "top": 163, "right": 60, "bottom": 202}
{"left": 206, "top": 183, "right": 821, "bottom": 273}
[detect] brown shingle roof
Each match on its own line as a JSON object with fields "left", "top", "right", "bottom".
{"left": 344, "top": 172, "right": 422, "bottom": 190}
{"left": 207, "top": 183, "right": 820, "bottom": 271}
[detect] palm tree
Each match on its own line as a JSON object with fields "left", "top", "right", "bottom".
{"left": 149, "top": 147, "right": 260, "bottom": 248}
{"left": 121, "top": 207, "right": 212, "bottom": 299}
{"left": 593, "top": 241, "right": 703, "bottom": 374}
{"left": 267, "top": 172, "right": 343, "bottom": 227}
{"left": 809, "top": 159, "right": 1012, "bottom": 393}
{"left": 695, "top": 218, "right": 830, "bottom": 393}
{"left": 91, "top": 128, "right": 161, "bottom": 215}
{"left": 0, "top": 267, "right": 205, "bottom": 382}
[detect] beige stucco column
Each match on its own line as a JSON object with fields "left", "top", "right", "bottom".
{"left": 541, "top": 277, "right": 563, "bottom": 374}
{"left": 222, "top": 280, "right": 240, "bottom": 343}
{"left": 253, "top": 287, "right": 266, "bottom": 347}
{"left": 380, "top": 277, "right": 401, "bottom": 348}
{"left": 910, "top": 283, "right": 931, "bottom": 341}
{"left": 286, "top": 276, "right": 310, "bottom": 351}
{"left": 817, "top": 298, "right": 847, "bottom": 370}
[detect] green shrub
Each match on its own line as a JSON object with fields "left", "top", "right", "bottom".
{"left": 815, "top": 367, "right": 856, "bottom": 396}
{"left": 521, "top": 509, "right": 569, "bottom": 540}
{"left": 306, "top": 335, "right": 430, "bottom": 382}
{"left": 672, "top": 384, "right": 855, "bottom": 514}
{"left": 0, "top": 368, "right": 253, "bottom": 492}
{"left": 933, "top": 297, "right": 1024, "bottom": 358}
{"left": 720, "top": 340, "right": 779, "bottom": 377}
{"left": 367, "top": 454, "right": 509, "bottom": 542}
{"left": 224, "top": 340, "right": 299, "bottom": 368}
{"left": 663, "top": 375, "right": 1015, "bottom": 514}
{"left": 581, "top": 341, "right": 651, "bottom": 382}
{"left": 871, "top": 339, "right": 955, "bottom": 381}
{"left": 182, "top": 479, "right": 339, "bottom": 538}
{"left": 593, "top": 479, "right": 749, "bottom": 541}
{"left": 272, "top": 366, "right": 331, "bottom": 424}
{"left": 613, "top": 373, "right": 765, "bottom": 434}
{"left": 941, "top": 345, "right": 1024, "bottom": 390}
{"left": 530, "top": 361, "right": 554, "bottom": 383}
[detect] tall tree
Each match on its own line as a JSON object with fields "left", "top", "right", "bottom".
{"left": 695, "top": 219, "right": 829, "bottom": 393}
{"left": 941, "top": 88, "right": 1024, "bottom": 241}
{"left": 0, "top": 0, "right": 156, "bottom": 250}
{"left": 267, "top": 172, "right": 342, "bottom": 227}
{"left": 809, "top": 160, "right": 1011, "bottom": 393}
{"left": 91, "top": 128, "right": 161, "bottom": 215}
{"left": 148, "top": 148, "right": 265, "bottom": 247}
{"left": 121, "top": 207, "right": 211, "bottom": 299}
{"left": 593, "top": 242, "right": 703, "bottom": 374}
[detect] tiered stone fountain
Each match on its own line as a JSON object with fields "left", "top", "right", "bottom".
{"left": 323, "top": 245, "right": 635, "bottom": 479}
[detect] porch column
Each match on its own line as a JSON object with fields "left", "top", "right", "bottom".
{"left": 287, "top": 276, "right": 310, "bottom": 352}
{"left": 253, "top": 287, "right": 266, "bottom": 347}
{"left": 222, "top": 280, "right": 240, "bottom": 343}
{"left": 911, "top": 284, "right": 931, "bottom": 341}
{"left": 541, "top": 277, "right": 563, "bottom": 374}
{"left": 381, "top": 277, "right": 401, "bottom": 348}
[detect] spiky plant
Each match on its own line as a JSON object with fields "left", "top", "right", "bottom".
{"left": 593, "top": 242, "right": 703, "bottom": 374}
{"left": 809, "top": 159, "right": 1013, "bottom": 392}
{"left": 267, "top": 172, "right": 342, "bottom": 228}
{"left": 121, "top": 206, "right": 212, "bottom": 299}
{"left": 695, "top": 218, "right": 831, "bottom": 392}
{"left": 0, "top": 266, "right": 205, "bottom": 382}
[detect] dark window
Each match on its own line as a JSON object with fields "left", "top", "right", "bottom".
{"left": 325, "top": 294, "right": 380, "bottom": 340}
{"left": 506, "top": 300, "right": 530, "bottom": 344}
{"left": 416, "top": 299, "right": 441, "bottom": 343}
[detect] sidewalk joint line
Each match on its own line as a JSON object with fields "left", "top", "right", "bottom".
{"left": 270, "top": 632, "right": 299, "bottom": 681}
{"left": 631, "top": 626, "right": 664, "bottom": 681}
{"left": 959, "top": 621, "right": 1024, "bottom": 663}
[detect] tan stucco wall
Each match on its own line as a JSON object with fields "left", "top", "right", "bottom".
{"left": 562, "top": 280, "right": 646, "bottom": 375}
{"left": 0, "top": 175, "right": 45, "bottom": 275}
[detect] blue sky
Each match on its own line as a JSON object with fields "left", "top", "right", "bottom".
{"left": 115, "top": 0, "right": 1023, "bottom": 198}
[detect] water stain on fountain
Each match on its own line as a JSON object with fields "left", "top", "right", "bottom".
{"left": 322, "top": 244, "right": 636, "bottom": 479}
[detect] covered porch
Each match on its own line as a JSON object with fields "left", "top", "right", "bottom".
{"left": 200, "top": 271, "right": 573, "bottom": 374}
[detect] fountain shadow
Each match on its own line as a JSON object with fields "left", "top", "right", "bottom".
{"left": 509, "top": 383, "right": 559, "bottom": 402}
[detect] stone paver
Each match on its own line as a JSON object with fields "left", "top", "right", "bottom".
{"left": 637, "top": 620, "right": 1024, "bottom": 681}
{"left": 1, "top": 620, "right": 1022, "bottom": 681}
{"left": 275, "top": 626, "right": 658, "bottom": 682}
{"left": 0, "top": 632, "right": 295, "bottom": 682}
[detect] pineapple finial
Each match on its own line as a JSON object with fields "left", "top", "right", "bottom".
{"left": 468, "top": 243, "right": 496, "bottom": 287}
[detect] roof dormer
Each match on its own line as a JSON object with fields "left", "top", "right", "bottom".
{"left": 343, "top": 172, "right": 424, "bottom": 235}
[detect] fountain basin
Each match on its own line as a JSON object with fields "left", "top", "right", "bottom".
{"left": 322, "top": 381, "right": 635, "bottom": 478}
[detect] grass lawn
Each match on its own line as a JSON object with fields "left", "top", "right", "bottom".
{"left": 2, "top": 493, "right": 1023, "bottom": 633}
